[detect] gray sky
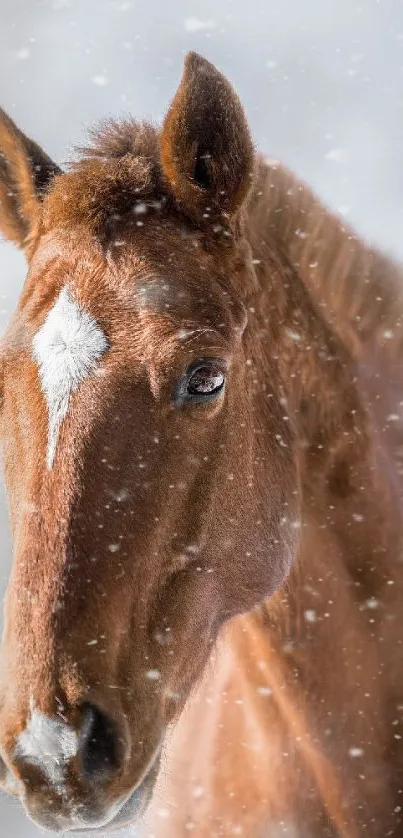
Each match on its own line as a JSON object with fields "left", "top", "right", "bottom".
{"left": 0, "top": 0, "right": 403, "bottom": 834}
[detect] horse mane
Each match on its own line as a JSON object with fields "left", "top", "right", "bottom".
{"left": 252, "top": 157, "right": 403, "bottom": 359}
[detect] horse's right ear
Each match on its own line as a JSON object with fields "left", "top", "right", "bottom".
{"left": 160, "top": 53, "right": 255, "bottom": 220}
{"left": 0, "top": 108, "right": 60, "bottom": 250}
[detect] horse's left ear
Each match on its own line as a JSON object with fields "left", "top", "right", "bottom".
{"left": 160, "top": 52, "right": 255, "bottom": 219}
{"left": 0, "top": 108, "right": 60, "bottom": 250}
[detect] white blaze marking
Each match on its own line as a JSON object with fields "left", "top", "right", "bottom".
{"left": 33, "top": 287, "right": 108, "bottom": 468}
{"left": 15, "top": 702, "right": 78, "bottom": 786}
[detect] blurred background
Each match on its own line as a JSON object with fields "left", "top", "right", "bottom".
{"left": 0, "top": 0, "right": 403, "bottom": 834}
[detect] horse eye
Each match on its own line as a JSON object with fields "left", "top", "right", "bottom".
{"left": 186, "top": 364, "right": 225, "bottom": 397}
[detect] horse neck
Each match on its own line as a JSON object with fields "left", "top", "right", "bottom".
{"left": 242, "top": 158, "right": 403, "bottom": 807}
{"left": 245, "top": 158, "right": 403, "bottom": 576}
{"left": 242, "top": 159, "right": 403, "bottom": 711}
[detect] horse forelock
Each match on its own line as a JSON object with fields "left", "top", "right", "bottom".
{"left": 42, "top": 121, "right": 164, "bottom": 238}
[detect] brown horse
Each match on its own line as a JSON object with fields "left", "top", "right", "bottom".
{"left": 0, "top": 51, "right": 402, "bottom": 837}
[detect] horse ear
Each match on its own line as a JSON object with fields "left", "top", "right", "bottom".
{"left": 160, "top": 52, "right": 255, "bottom": 219}
{"left": 0, "top": 108, "right": 60, "bottom": 250}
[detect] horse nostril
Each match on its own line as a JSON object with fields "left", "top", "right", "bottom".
{"left": 79, "top": 703, "right": 124, "bottom": 780}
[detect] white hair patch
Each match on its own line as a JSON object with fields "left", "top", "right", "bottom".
{"left": 15, "top": 702, "right": 79, "bottom": 787}
{"left": 33, "top": 287, "right": 108, "bottom": 468}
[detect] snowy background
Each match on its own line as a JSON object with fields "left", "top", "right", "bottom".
{"left": 0, "top": 0, "right": 403, "bottom": 834}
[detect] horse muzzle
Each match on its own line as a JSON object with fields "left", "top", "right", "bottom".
{"left": 0, "top": 702, "right": 161, "bottom": 832}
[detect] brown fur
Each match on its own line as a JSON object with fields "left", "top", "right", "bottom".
{"left": 0, "top": 52, "right": 402, "bottom": 837}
